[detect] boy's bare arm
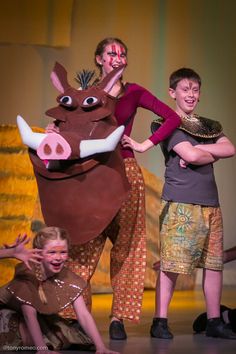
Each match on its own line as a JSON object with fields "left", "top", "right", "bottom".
{"left": 195, "top": 136, "right": 235, "bottom": 159}
{"left": 173, "top": 141, "right": 216, "bottom": 165}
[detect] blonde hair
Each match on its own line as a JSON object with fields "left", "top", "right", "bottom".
{"left": 33, "top": 226, "right": 70, "bottom": 249}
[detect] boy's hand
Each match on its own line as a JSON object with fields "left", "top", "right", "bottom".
{"left": 179, "top": 158, "right": 188, "bottom": 168}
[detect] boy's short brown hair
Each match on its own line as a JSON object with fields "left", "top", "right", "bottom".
{"left": 169, "top": 68, "right": 201, "bottom": 90}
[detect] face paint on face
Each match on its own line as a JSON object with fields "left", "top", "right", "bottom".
{"left": 106, "top": 44, "right": 116, "bottom": 67}
{"left": 41, "top": 239, "right": 68, "bottom": 277}
{"left": 98, "top": 42, "right": 127, "bottom": 76}
{"left": 110, "top": 44, "right": 126, "bottom": 61}
{"left": 169, "top": 79, "right": 200, "bottom": 116}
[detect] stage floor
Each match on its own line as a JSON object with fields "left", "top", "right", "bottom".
{"left": 70, "top": 286, "right": 236, "bottom": 354}
{"left": 8, "top": 287, "right": 236, "bottom": 354}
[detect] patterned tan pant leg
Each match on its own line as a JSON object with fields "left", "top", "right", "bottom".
{"left": 60, "top": 234, "right": 107, "bottom": 318}
{"left": 109, "top": 158, "right": 146, "bottom": 323}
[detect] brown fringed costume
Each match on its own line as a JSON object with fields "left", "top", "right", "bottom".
{"left": 0, "top": 263, "right": 93, "bottom": 350}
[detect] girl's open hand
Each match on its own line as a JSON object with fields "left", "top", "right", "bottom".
{"left": 4, "top": 234, "right": 43, "bottom": 269}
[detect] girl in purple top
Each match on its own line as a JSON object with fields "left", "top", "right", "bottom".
{"left": 64, "top": 37, "right": 181, "bottom": 340}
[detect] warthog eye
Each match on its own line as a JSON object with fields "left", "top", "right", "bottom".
{"left": 82, "top": 96, "right": 99, "bottom": 106}
{"left": 59, "top": 96, "right": 73, "bottom": 105}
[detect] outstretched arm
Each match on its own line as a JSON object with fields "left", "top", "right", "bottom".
{"left": 0, "top": 234, "right": 42, "bottom": 269}
{"left": 73, "top": 296, "right": 119, "bottom": 354}
{"left": 195, "top": 136, "right": 235, "bottom": 159}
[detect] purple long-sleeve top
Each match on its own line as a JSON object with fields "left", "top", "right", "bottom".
{"left": 113, "top": 83, "right": 181, "bottom": 159}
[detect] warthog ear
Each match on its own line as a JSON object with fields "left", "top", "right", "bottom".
{"left": 98, "top": 65, "right": 126, "bottom": 93}
{"left": 50, "top": 62, "right": 71, "bottom": 93}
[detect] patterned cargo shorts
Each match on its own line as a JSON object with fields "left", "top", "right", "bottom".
{"left": 159, "top": 200, "right": 223, "bottom": 274}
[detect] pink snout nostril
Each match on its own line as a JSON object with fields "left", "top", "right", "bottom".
{"left": 56, "top": 144, "right": 64, "bottom": 154}
{"left": 44, "top": 144, "right": 52, "bottom": 155}
{"left": 37, "top": 133, "right": 71, "bottom": 160}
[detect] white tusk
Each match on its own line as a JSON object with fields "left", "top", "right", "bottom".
{"left": 17, "top": 115, "right": 46, "bottom": 150}
{"left": 80, "top": 125, "right": 124, "bottom": 158}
